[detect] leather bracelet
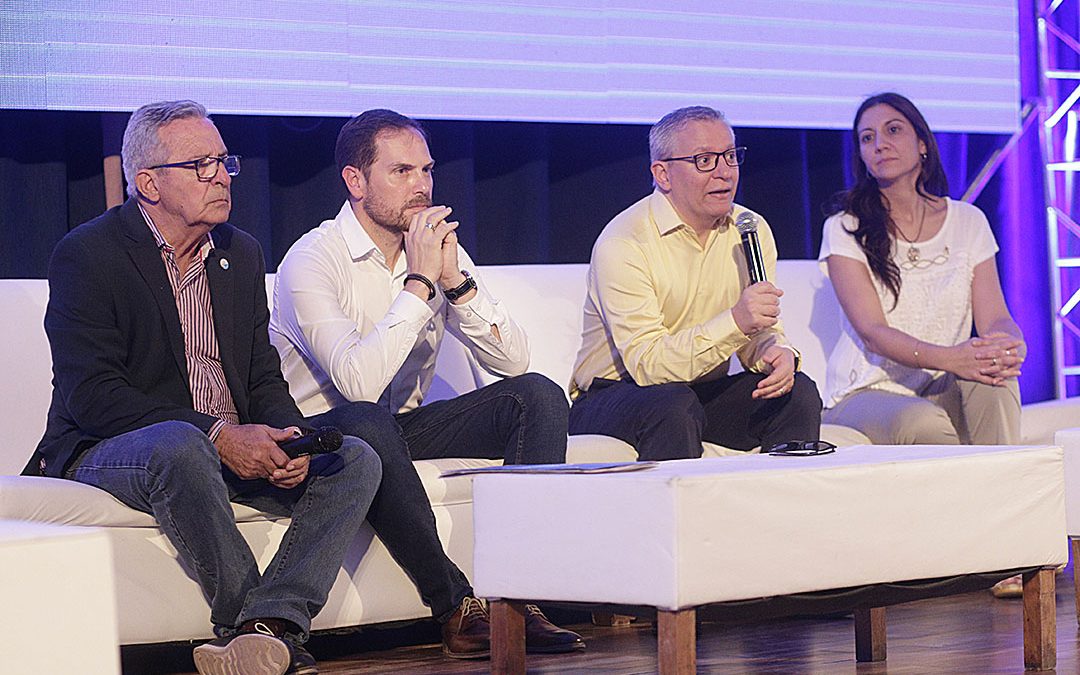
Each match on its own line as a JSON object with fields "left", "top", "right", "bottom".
{"left": 404, "top": 273, "right": 436, "bottom": 301}
{"left": 443, "top": 270, "right": 477, "bottom": 302}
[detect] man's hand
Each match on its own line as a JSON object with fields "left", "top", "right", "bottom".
{"left": 404, "top": 205, "right": 458, "bottom": 298}
{"left": 213, "top": 423, "right": 303, "bottom": 483}
{"left": 439, "top": 229, "right": 466, "bottom": 290}
{"left": 753, "top": 345, "right": 796, "bottom": 400}
{"left": 268, "top": 454, "right": 310, "bottom": 490}
{"left": 732, "top": 282, "right": 783, "bottom": 336}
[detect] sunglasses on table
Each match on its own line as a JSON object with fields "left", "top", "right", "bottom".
{"left": 766, "top": 440, "right": 837, "bottom": 457}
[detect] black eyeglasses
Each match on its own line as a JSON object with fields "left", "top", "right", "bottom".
{"left": 148, "top": 154, "right": 241, "bottom": 180}
{"left": 767, "top": 440, "right": 837, "bottom": 457}
{"left": 659, "top": 147, "right": 746, "bottom": 172}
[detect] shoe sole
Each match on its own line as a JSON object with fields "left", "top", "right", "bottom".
{"left": 193, "top": 634, "right": 291, "bottom": 675}
{"left": 527, "top": 641, "right": 587, "bottom": 654}
{"left": 442, "top": 645, "right": 491, "bottom": 660}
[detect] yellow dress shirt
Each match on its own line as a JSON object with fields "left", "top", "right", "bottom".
{"left": 570, "top": 190, "right": 789, "bottom": 397}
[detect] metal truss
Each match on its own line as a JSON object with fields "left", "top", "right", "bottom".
{"left": 1038, "top": 0, "right": 1080, "bottom": 398}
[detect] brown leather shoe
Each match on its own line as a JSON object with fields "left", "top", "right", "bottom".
{"left": 442, "top": 596, "right": 491, "bottom": 659}
{"left": 193, "top": 619, "right": 318, "bottom": 675}
{"left": 525, "top": 604, "right": 585, "bottom": 654}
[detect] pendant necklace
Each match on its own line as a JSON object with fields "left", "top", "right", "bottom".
{"left": 896, "top": 198, "right": 927, "bottom": 263}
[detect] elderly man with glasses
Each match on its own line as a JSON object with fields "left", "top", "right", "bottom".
{"left": 568, "top": 105, "right": 822, "bottom": 460}
{"left": 28, "top": 100, "right": 383, "bottom": 675}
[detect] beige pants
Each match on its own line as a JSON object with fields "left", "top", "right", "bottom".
{"left": 823, "top": 376, "right": 1021, "bottom": 445}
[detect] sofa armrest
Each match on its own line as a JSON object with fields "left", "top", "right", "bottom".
{"left": 1022, "top": 399, "right": 1080, "bottom": 446}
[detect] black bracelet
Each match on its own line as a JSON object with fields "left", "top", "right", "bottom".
{"left": 404, "top": 273, "right": 436, "bottom": 301}
{"left": 443, "top": 270, "right": 477, "bottom": 302}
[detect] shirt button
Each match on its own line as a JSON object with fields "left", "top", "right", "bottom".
{"left": 427, "top": 322, "right": 436, "bottom": 331}
{"left": 466, "top": 312, "right": 473, "bottom": 318}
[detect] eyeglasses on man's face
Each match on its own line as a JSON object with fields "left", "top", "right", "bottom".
{"left": 148, "top": 154, "right": 241, "bottom": 181}
{"left": 659, "top": 147, "right": 746, "bottom": 172}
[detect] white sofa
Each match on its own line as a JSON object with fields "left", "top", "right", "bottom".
{"left": 0, "top": 260, "right": 1074, "bottom": 646}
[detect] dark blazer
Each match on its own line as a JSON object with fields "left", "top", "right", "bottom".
{"left": 29, "top": 199, "right": 305, "bottom": 478}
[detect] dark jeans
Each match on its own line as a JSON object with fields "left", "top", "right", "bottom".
{"left": 308, "top": 372, "right": 568, "bottom": 622}
{"left": 67, "top": 420, "right": 381, "bottom": 643}
{"left": 568, "top": 372, "right": 822, "bottom": 460}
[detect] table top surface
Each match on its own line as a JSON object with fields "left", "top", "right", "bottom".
{"left": 473, "top": 444, "right": 1059, "bottom": 487}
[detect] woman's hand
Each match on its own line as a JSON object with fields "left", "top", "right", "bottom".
{"left": 943, "top": 334, "right": 1024, "bottom": 385}
{"left": 972, "top": 331, "right": 1025, "bottom": 380}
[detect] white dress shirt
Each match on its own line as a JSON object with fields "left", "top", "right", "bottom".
{"left": 270, "top": 201, "right": 529, "bottom": 417}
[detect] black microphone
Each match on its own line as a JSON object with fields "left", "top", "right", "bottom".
{"left": 278, "top": 426, "right": 344, "bottom": 459}
{"left": 735, "top": 212, "right": 767, "bottom": 284}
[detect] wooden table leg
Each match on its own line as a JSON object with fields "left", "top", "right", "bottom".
{"left": 854, "top": 607, "right": 886, "bottom": 662}
{"left": 489, "top": 599, "right": 525, "bottom": 675}
{"left": 1023, "top": 568, "right": 1056, "bottom": 671}
{"left": 657, "top": 608, "right": 695, "bottom": 675}
{"left": 1072, "top": 538, "right": 1080, "bottom": 627}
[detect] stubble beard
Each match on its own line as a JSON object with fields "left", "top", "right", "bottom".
{"left": 363, "top": 192, "right": 433, "bottom": 232}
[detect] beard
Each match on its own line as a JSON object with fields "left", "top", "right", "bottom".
{"left": 363, "top": 191, "right": 432, "bottom": 232}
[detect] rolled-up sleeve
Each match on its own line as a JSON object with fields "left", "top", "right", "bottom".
{"left": 445, "top": 247, "right": 529, "bottom": 377}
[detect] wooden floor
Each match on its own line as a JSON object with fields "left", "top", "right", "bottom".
{"left": 124, "top": 565, "right": 1080, "bottom": 674}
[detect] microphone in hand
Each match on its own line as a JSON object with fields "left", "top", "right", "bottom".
{"left": 278, "top": 426, "right": 344, "bottom": 459}
{"left": 735, "top": 212, "right": 767, "bottom": 284}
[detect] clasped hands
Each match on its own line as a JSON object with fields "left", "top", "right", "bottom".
{"left": 403, "top": 205, "right": 467, "bottom": 298}
{"left": 213, "top": 423, "right": 309, "bottom": 489}
{"left": 954, "top": 332, "right": 1025, "bottom": 386}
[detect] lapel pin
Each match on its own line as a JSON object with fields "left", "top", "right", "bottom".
{"left": 219, "top": 257, "right": 230, "bottom": 270}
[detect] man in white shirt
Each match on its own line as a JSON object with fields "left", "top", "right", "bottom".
{"left": 269, "top": 109, "right": 583, "bottom": 659}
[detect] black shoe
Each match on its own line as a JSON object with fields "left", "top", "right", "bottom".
{"left": 193, "top": 618, "right": 318, "bottom": 675}
{"left": 442, "top": 597, "right": 492, "bottom": 659}
{"left": 524, "top": 604, "right": 585, "bottom": 654}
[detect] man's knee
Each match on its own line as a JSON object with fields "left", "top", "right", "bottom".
{"left": 786, "top": 373, "right": 823, "bottom": 418}
{"left": 506, "top": 372, "right": 569, "bottom": 414}
{"left": 312, "top": 436, "right": 383, "bottom": 485}
{"left": 318, "top": 402, "right": 406, "bottom": 459}
{"left": 340, "top": 437, "right": 383, "bottom": 482}
{"left": 145, "top": 421, "right": 221, "bottom": 484}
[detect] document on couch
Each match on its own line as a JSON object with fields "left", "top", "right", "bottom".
{"left": 440, "top": 461, "right": 658, "bottom": 478}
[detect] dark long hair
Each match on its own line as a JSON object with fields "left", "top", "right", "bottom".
{"left": 830, "top": 93, "right": 948, "bottom": 307}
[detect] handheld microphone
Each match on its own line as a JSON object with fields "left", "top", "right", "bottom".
{"left": 735, "top": 212, "right": 767, "bottom": 284}
{"left": 278, "top": 426, "right": 344, "bottom": 459}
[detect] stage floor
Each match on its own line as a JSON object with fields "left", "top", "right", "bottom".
{"left": 123, "top": 563, "right": 1080, "bottom": 674}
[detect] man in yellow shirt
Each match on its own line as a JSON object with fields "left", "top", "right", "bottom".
{"left": 569, "top": 106, "right": 822, "bottom": 459}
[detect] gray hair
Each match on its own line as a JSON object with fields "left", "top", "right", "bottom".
{"left": 122, "top": 100, "right": 209, "bottom": 197}
{"left": 649, "top": 106, "right": 731, "bottom": 162}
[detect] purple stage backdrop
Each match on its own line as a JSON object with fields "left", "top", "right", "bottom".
{"left": 0, "top": 1, "right": 1060, "bottom": 402}
{"left": 3, "top": 1, "right": 1018, "bottom": 131}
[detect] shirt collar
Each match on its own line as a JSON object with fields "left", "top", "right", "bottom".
{"left": 137, "top": 202, "right": 215, "bottom": 259}
{"left": 335, "top": 200, "right": 380, "bottom": 261}
{"left": 649, "top": 189, "right": 736, "bottom": 237}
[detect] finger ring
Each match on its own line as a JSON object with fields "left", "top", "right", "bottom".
{"left": 991, "top": 357, "right": 998, "bottom": 366}
{"left": 425, "top": 222, "right": 436, "bottom": 230}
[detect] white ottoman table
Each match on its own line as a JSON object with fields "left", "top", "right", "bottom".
{"left": 0, "top": 519, "right": 120, "bottom": 674}
{"left": 472, "top": 445, "right": 1067, "bottom": 673}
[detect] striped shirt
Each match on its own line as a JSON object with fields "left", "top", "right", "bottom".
{"left": 139, "top": 205, "right": 239, "bottom": 440}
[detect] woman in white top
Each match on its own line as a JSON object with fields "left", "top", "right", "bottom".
{"left": 819, "top": 92, "right": 1024, "bottom": 446}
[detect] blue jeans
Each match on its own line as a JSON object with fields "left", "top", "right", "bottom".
{"left": 67, "top": 420, "right": 381, "bottom": 642}
{"left": 307, "top": 372, "right": 568, "bottom": 622}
